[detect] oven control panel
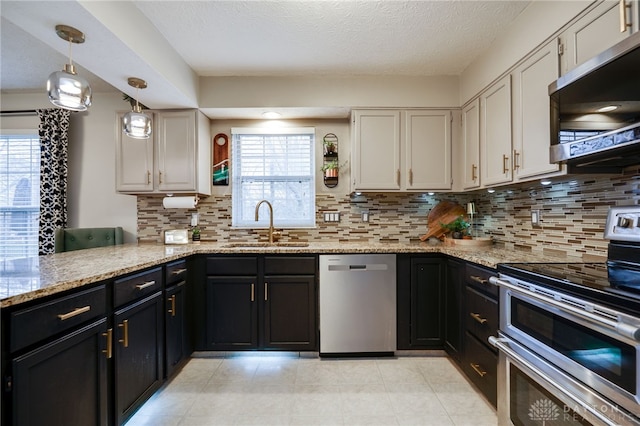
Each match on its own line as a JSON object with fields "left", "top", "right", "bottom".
{"left": 604, "top": 206, "right": 640, "bottom": 242}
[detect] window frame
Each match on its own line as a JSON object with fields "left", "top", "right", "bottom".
{"left": 231, "top": 127, "right": 316, "bottom": 229}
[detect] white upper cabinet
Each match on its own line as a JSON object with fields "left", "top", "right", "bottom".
{"left": 480, "top": 75, "right": 512, "bottom": 187}
{"left": 404, "top": 110, "right": 452, "bottom": 190}
{"left": 511, "top": 39, "right": 564, "bottom": 180}
{"left": 352, "top": 110, "right": 401, "bottom": 191}
{"left": 116, "top": 110, "right": 211, "bottom": 196}
{"left": 461, "top": 99, "right": 481, "bottom": 190}
{"left": 560, "top": 0, "right": 637, "bottom": 75}
{"left": 351, "top": 109, "right": 452, "bottom": 192}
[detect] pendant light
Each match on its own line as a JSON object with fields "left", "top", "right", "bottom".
{"left": 46, "top": 25, "right": 92, "bottom": 111}
{"left": 123, "top": 78, "right": 152, "bottom": 139}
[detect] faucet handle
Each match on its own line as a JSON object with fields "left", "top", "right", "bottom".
{"left": 272, "top": 231, "right": 282, "bottom": 242}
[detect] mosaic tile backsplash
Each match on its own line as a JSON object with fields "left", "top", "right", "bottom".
{"left": 137, "top": 167, "right": 639, "bottom": 261}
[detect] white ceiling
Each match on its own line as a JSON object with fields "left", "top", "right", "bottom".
{"left": 1, "top": 0, "right": 531, "bottom": 118}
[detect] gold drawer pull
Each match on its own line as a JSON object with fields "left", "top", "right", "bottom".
{"left": 102, "top": 328, "right": 113, "bottom": 359}
{"left": 171, "top": 268, "right": 187, "bottom": 275}
{"left": 135, "top": 280, "right": 156, "bottom": 290}
{"left": 470, "top": 275, "right": 488, "bottom": 285}
{"left": 265, "top": 283, "right": 268, "bottom": 301}
{"left": 57, "top": 305, "right": 90, "bottom": 321}
{"left": 471, "top": 164, "right": 478, "bottom": 181}
{"left": 502, "top": 154, "right": 509, "bottom": 174}
{"left": 470, "top": 312, "right": 488, "bottom": 325}
{"left": 118, "top": 319, "right": 129, "bottom": 348}
{"left": 470, "top": 363, "right": 487, "bottom": 377}
{"left": 251, "top": 283, "right": 255, "bottom": 302}
{"left": 168, "top": 295, "right": 176, "bottom": 317}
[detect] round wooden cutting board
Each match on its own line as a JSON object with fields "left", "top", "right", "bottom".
{"left": 420, "top": 200, "right": 466, "bottom": 241}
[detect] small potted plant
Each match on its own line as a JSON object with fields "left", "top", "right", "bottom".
{"left": 321, "top": 160, "right": 339, "bottom": 178}
{"left": 191, "top": 226, "right": 201, "bottom": 242}
{"left": 323, "top": 133, "right": 338, "bottom": 155}
{"left": 440, "top": 216, "right": 470, "bottom": 239}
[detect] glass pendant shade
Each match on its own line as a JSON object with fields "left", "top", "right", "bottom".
{"left": 123, "top": 106, "right": 152, "bottom": 139}
{"left": 47, "top": 64, "right": 92, "bottom": 111}
{"left": 47, "top": 25, "right": 92, "bottom": 111}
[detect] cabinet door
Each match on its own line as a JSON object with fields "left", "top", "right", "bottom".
{"left": 352, "top": 110, "right": 401, "bottom": 191}
{"left": 12, "top": 319, "right": 108, "bottom": 426}
{"left": 405, "top": 110, "right": 452, "bottom": 190}
{"left": 512, "top": 40, "right": 562, "bottom": 180}
{"left": 165, "top": 282, "right": 187, "bottom": 378}
{"left": 206, "top": 277, "right": 258, "bottom": 349}
{"left": 114, "top": 292, "right": 163, "bottom": 425}
{"left": 444, "top": 259, "right": 464, "bottom": 364}
{"left": 461, "top": 100, "right": 481, "bottom": 189}
{"left": 115, "top": 112, "right": 154, "bottom": 192}
{"left": 480, "top": 75, "right": 512, "bottom": 186}
{"left": 156, "top": 111, "right": 197, "bottom": 192}
{"left": 263, "top": 276, "right": 317, "bottom": 350}
{"left": 560, "top": 0, "right": 633, "bottom": 75}
{"left": 409, "top": 258, "right": 444, "bottom": 347}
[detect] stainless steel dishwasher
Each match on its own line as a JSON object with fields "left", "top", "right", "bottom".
{"left": 319, "top": 254, "right": 396, "bottom": 356}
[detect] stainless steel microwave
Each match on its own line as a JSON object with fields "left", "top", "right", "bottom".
{"left": 549, "top": 30, "right": 640, "bottom": 173}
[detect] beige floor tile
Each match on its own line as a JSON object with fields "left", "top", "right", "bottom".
{"left": 376, "top": 359, "right": 427, "bottom": 384}
{"left": 289, "top": 415, "right": 345, "bottom": 425}
{"left": 396, "top": 414, "right": 455, "bottom": 426}
{"left": 449, "top": 414, "right": 498, "bottom": 425}
{"left": 342, "top": 414, "right": 399, "bottom": 425}
{"left": 339, "top": 383, "right": 395, "bottom": 416}
{"left": 291, "top": 385, "right": 343, "bottom": 417}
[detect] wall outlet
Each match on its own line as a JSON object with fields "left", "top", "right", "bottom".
{"left": 323, "top": 212, "right": 340, "bottom": 222}
{"left": 531, "top": 210, "right": 541, "bottom": 226}
{"left": 362, "top": 211, "right": 369, "bottom": 222}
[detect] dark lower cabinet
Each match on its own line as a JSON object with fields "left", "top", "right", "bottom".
{"left": 200, "top": 255, "right": 317, "bottom": 351}
{"left": 444, "top": 258, "right": 464, "bottom": 363}
{"left": 397, "top": 255, "right": 444, "bottom": 349}
{"left": 206, "top": 277, "right": 258, "bottom": 349}
{"left": 263, "top": 275, "right": 316, "bottom": 350}
{"left": 114, "top": 292, "right": 164, "bottom": 425}
{"left": 165, "top": 281, "right": 188, "bottom": 378}
{"left": 11, "top": 319, "right": 108, "bottom": 426}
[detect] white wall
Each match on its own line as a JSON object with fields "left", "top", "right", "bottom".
{"left": 1, "top": 92, "right": 139, "bottom": 243}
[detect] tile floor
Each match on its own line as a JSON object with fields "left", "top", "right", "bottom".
{"left": 125, "top": 352, "right": 497, "bottom": 426}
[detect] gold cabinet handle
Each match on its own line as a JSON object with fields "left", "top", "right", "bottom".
{"left": 172, "top": 268, "right": 187, "bottom": 275}
{"left": 396, "top": 169, "right": 400, "bottom": 186}
{"left": 159, "top": 171, "right": 163, "bottom": 184}
{"left": 409, "top": 169, "right": 413, "bottom": 186}
{"left": 136, "top": 280, "right": 156, "bottom": 290}
{"left": 470, "top": 275, "right": 489, "bottom": 285}
{"left": 102, "top": 328, "right": 113, "bottom": 359}
{"left": 118, "top": 319, "right": 129, "bottom": 348}
{"left": 264, "top": 283, "right": 268, "bottom": 301}
{"left": 620, "top": 0, "right": 631, "bottom": 32}
{"left": 470, "top": 363, "right": 487, "bottom": 377}
{"left": 57, "top": 305, "right": 90, "bottom": 321}
{"left": 513, "top": 149, "right": 520, "bottom": 170}
{"left": 470, "top": 312, "right": 488, "bottom": 325}
{"left": 251, "top": 283, "right": 255, "bottom": 302}
{"left": 146, "top": 170, "right": 151, "bottom": 185}
{"left": 471, "top": 164, "right": 478, "bottom": 181}
{"left": 168, "top": 295, "right": 176, "bottom": 317}
{"left": 502, "top": 154, "right": 509, "bottom": 174}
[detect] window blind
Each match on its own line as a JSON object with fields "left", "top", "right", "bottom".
{"left": 231, "top": 127, "right": 315, "bottom": 228}
{"left": 0, "top": 134, "right": 40, "bottom": 261}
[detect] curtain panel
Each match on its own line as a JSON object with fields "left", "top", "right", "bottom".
{"left": 36, "top": 109, "right": 70, "bottom": 255}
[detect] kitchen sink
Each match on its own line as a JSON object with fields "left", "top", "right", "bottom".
{"left": 223, "top": 242, "right": 309, "bottom": 248}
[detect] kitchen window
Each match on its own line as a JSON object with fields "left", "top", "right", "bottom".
{"left": 231, "top": 127, "right": 316, "bottom": 228}
{"left": 0, "top": 132, "right": 40, "bottom": 261}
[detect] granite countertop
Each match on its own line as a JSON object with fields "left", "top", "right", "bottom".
{"left": 0, "top": 241, "right": 579, "bottom": 309}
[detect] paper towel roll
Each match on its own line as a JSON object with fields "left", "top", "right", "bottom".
{"left": 162, "top": 196, "right": 197, "bottom": 209}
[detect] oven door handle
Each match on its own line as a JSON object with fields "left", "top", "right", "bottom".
{"left": 489, "top": 276, "right": 640, "bottom": 341}
{"left": 489, "top": 336, "right": 622, "bottom": 426}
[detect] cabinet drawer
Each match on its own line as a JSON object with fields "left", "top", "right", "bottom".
{"left": 264, "top": 256, "right": 316, "bottom": 275}
{"left": 10, "top": 284, "right": 107, "bottom": 352}
{"left": 206, "top": 257, "right": 257, "bottom": 275}
{"left": 463, "top": 332, "right": 497, "bottom": 407}
{"left": 465, "top": 286, "right": 498, "bottom": 348}
{"left": 166, "top": 260, "right": 187, "bottom": 286}
{"left": 465, "top": 263, "right": 498, "bottom": 297}
{"left": 114, "top": 267, "right": 163, "bottom": 308}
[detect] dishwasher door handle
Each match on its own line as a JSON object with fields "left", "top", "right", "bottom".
{"left": 349, "top": 265, "right": 367, "bottom": 270}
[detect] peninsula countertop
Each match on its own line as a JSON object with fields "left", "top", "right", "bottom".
{"left": 0, "top": 241, "right": 581, "bottom": 309}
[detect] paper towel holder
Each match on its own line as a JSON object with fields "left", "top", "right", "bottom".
{"left": 162, "top": 194, "right": 199, "bottom": 209}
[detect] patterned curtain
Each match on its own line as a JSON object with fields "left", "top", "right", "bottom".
{"left": 36, "top": 109, "right": 70, "bottom": 255}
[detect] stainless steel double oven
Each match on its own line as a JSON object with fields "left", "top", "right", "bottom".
{"left": 490, "top": 207, "right": 640, "bottom": 426}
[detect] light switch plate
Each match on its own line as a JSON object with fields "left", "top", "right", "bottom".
{"left": 531, "top": 210, "right": 541, "bottom": 226}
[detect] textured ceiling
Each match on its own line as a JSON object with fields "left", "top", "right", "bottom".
{"left": 1, "top": 1, "right": 531, "bottom": 117}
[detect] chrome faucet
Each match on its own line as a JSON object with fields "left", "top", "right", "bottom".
{"left": 255, "top": 200, "right": 280, "bottom": 244}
